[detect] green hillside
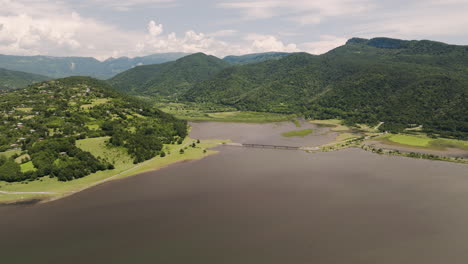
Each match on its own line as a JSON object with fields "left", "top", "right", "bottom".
{"left": 0, "top": 68, "right": 49, "bottom": 91}
{"left": 0, "top": 53, "right": 189, "bottom": 79}
{"left": 223, "top": 52, "right": 292, "bottom": 64}
{"left": 184, "top": 38, "right": 468, "bottom": 138}
{"left": 0, "top": 77, "right": 187, "bottom": 182}
{"left": 109, "top": 53, "right": 231, "bottom": 98}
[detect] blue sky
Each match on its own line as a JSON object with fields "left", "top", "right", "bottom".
{"left": 1, "top": 0, "right": 467, "bottom": 59}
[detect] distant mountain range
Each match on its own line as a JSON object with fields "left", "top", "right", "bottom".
{"left": 0, "top": 68, "right": 50, "bottom": 90}
{"left": 0, "top": 53, "right": 190, "bottom": 79}
{"left": 0, "top": 52, "right": 291, "bottom": 80}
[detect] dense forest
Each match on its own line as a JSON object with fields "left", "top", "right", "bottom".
{"left": 223, "top": 52, "right": 292, "bottom": 64}
{"left": 0, "top": 77, "right": 187, "bottom": 182}
{"left": 109, "top": 53, "right": 231, "bottom": 98}
{"left": 0, "top": 68, "right": 49, "bottom": 91}
{"left": 182, "top": 38, "right": 468, "bottom": 139}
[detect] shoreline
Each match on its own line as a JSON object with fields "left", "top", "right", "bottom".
{"left": 2, "top": 119, "right": 467, "bottom": 205}
{"left": 0, "top": 137, "right": 229, "bottom": 205}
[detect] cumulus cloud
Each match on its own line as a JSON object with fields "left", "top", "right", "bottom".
{"left": 301, "top": 35, "right": 348, "bottom": 55}
{"left": 135, "top": 21, "right": 301, "bottom": 57}
{"left": 246, "top": 34, "right": 299, "bottom": 53}
{"left": 0, "top": 0, "right": 143, "bottom": 59}
{"left": 148, "top": 20, "right": 164, "bottom": 36}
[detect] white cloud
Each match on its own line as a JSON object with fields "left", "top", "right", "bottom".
{"left": 301, "top": 35, "right": 348, "bottom": 55}
{"left": 245, "top": 34, "right": 299, "bottom": 53}
{"left": 148, "top": 20, "right": 164, "bottom": 36}
{"left": 136, "top": 21, "right": 301, "bottom": 57}
{"left": 0, "top": 0, "right": 143, "bottom": 59}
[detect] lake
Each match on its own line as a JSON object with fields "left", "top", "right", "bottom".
{"left": 1, "top": 122, "right": 468, "bottom": 264}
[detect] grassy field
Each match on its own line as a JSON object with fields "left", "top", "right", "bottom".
{"left": 157, "top": 102, "right": 295, "bottom": 123}
{"left": 292, "top": 119, "right": 301, "bottom": 127}
{"left": 309, "top": 119, "right": 350, "bottom": 132}
{"left": 282, "top": 129, "right": 314, "bottom": 137}
{"left": 0, "top": 150, "right": 21, "bottom": 159}
{"left": 0, "top": 136, "right": 228, "bottom": 204}
{"left": 20, "top": 161, "right": 36, "bottom": 173}
{"left": 81, "top": 98, "right": 110, "bottom": 110}
{"left": 378, "top": 134, "right": 468, "bottom": 150}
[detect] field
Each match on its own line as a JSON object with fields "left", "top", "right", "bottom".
{"left": 309, "top": 119, "right": 350, "bottom": 132}
{"left": 0, "top": 150, "right": 21, "bottom": 159}
{"left": 282, "top": 129, "right": 314, "bottom": 137}
{"left": 157, "top": 102, "right": 295, "bottom": 123}
{"left": 80, "top": 98, "right": 110, "bottom": 110}
{"left": 20, "top": 161, "right": 36, "bottom": 173}
{"left": 0, "top": 136, "right": 228, "bottom": 204}
{"left": 378, "top": 134, "right": 468, "bottom": 150}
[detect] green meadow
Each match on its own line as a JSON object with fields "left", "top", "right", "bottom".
{"left": 281, "top": 129, "right": 314, "bottom": 137}
{"left": 157, "top": 102, "right": 295, "bottom": 123}
{"left": 379, "top": 134, "right": 468, "bottom": 150}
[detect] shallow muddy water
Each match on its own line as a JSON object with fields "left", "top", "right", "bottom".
{"left": 1, "top": 122, "right": 467, "bottom": 264}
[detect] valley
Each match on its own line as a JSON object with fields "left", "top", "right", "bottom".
{"left": 1, "top": 38, "right": 468, "bottom": 204}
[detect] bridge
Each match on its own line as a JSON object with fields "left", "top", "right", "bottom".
{"left": 242, "top": 143, "right": 300, "bottom": 150}
{"left": 220, "top": 142, "right": 319, "bottom": 151}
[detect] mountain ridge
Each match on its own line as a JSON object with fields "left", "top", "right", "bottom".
{"left": 0, "top": 53, "right": 191, "bottom": 79}
{"left": 0, "top": 68, "right": 50, "bottom": 91}
{"left": 109, "top": 53, "right": 231, "bottom": 98}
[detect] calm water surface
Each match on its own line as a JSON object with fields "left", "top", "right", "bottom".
{"left": 1, "top": 122, "right": 468, "bottom": 264}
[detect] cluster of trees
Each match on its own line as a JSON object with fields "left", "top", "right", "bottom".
{"left": 0, "top": 156, "right": 23, "bottom": 182}
{"left": 104, "top": 117, "right": 187, "bottom": 164}
{"left": 28, "top": 138, "right": 110, "bottom": 181}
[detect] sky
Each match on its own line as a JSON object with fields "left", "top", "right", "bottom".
{"left": 0, "top": 0, "right": 467, "bottom": 60}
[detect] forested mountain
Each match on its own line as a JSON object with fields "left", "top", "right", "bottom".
{"left": 102, "top": 52, "right": 190, "bottom": 75}
{"left": 0, "top": 53, "right": 189, "bottom": 79}
{"left": 0, "top": 77, "right": 187, "bottom": 182}
{"left": 223, "top": 52, "right": 292, "bottom": 64}
{"left": 0, "top": 68, "right": 49, "bottom": 91}
{"left": 109, "top": 53, "right": 231, "bottom": 98}
{"left": 183, "top": 38, "right": 467, "bottom": 138}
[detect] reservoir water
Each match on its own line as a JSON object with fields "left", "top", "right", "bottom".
{"left": 1, "top": 122, "right": 467, "bottom": 264}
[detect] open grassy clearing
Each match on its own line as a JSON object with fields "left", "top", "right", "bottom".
{"left": 20, "top": 161, "right": 36, "bottom": 173}
{"left": 15, "top": 107, "right": 33, "bottom": 112}
{"left": 80, "top": 98, "right": 110, "bottom": 110}
{"left": 157, "top": 102, "right": 295, "bottom": 123}
{"left": 309, "top": 119, "right": 349, "bottom": 132}
{"left": 0, "top": 136, "right": 229, "bottom": 204}
{"left": 378, "top": 134, "right": 468, "bottom": 150}
{"left": 292, "top": 119, "right": 302, "bottom": 127}
{"left": 0, "top": 150, "right": 21, "bottom": 159}
{"left": 281, "top": 129, "right": 314, "bottom": 137}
